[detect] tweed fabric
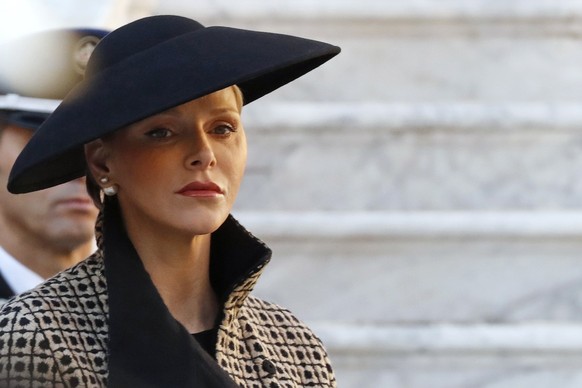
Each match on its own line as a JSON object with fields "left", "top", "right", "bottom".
{"left": 0, "top": 253, "right": 108, "bottom": 387}
{"left": 0, "top": 218, "right": 335, "bottom": 387}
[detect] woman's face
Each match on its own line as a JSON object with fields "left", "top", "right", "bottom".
{"left": 88, "top": 87, "right": 246, "bottom": 237}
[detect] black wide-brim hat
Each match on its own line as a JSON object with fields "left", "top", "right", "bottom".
{"left": 8, "top": 15, "right": 340, "bottom": 194}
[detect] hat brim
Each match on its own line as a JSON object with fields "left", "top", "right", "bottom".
{"left": 8, "top": 24, "right": 340, "bottom": 194}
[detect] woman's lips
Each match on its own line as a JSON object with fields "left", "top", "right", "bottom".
{"left": 176, "top": 181, "right": 223, "bottom": 197}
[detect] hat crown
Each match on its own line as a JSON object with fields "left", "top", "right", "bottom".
{"left": 86, "top": 15, "right": 204, "bottom": 78}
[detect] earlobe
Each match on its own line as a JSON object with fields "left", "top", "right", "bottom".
{"left": 84, "top": 139, "right": 111, "bottom": 177}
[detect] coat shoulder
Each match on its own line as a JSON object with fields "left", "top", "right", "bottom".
{"left": 0, "top": 252, "right": 108, "bottom": 386}
{"left": 243, "top": 295, "right": 317, "bottom": 332}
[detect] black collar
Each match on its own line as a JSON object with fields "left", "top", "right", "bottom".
{"left": 102, "top": 200, "right": 270, "bottom": 387}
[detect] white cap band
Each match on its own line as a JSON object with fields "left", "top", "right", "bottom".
{"left": 0, "top": 93, "right": 60, "bottom": 113}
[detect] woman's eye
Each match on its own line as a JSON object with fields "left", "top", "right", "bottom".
{"left": 212, "top": 124, "right": 236, "bottom": 136}
{"left": 146, "top": 127, "right": 172, "bottom": 138}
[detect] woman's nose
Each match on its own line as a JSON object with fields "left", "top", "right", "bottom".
{"left": 186, "top": 135, "right": 216, "bottom": 169}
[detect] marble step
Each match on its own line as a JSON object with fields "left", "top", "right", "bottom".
{"left": 153, "top": 0, "right": 582, "bottom": 103}
{"left": 237, "top": 101, "right": 582, "bottom": 211}
{"left": 235, "top": 210, "right": 582, "bottom": 386}
{"left": 311, "top": 321, "right": 582, "bottom": 388}
{"left": 157, "top": 0, "right": 582, "bottom": 23}
{"left": 234, "top": 211, "right": 582, "bottom": 324}
{"left": 237, "top": 211, "right": 582, "bottom": 386}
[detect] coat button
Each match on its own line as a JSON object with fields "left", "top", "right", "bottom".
{"left": 262, "top": 359, "right": 277, "bottom": 376}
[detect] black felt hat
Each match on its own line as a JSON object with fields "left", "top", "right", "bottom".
{"left": 0, "top": 28, "right": 108, "bottom": 130}
{"left": 7, "top": 15, "right": 340, "bottom": 194}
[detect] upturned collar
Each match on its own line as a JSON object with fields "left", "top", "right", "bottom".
{"left": 98, "top": 200, "right": 271, "bottom": 387}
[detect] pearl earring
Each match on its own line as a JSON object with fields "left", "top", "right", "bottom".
{"left": 103, "top": 186, "right": 118, "bottom": 196}
{"left": 100, "top": 177, "right": 118, "bottom": 196}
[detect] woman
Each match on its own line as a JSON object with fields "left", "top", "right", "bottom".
{"left": 0, "top": 15, "right": 340, "bottom": 387}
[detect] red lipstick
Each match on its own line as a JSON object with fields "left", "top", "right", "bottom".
{"left": 176, "top": 181, "right": 223, "bottom": 197}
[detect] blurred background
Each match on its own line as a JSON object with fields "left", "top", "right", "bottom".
{"left": 3, "top": 0, "right": 582, "bottom": 387}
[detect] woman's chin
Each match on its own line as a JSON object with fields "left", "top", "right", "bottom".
{"left": 174, "top": 211, "right": 230, "bottom": 236}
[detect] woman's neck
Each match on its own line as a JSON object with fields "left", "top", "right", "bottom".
{"left": 124, "top": 220, "right": 219, "bottom": 333}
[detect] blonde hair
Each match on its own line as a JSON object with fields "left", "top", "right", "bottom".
{"left": 232, "top": 85, "right": 244, "bottom": 111}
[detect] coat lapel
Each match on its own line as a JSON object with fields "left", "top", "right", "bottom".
{"left": 102, "top": 200, "right": 238, "bottom": 388}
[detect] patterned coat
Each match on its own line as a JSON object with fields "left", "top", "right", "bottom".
{"left": 0, "top": 202, "right": 336, "bottom": 387}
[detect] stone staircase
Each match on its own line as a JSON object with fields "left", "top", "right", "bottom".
{"left": 9, "top": 0, "right": 582, "bottom": 386}
{"left": 151, "top": 1, "right": 582, "bottom": 386}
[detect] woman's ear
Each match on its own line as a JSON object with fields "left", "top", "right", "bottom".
{"left": 84, "top": 139, "right": 111, "bottom": 179}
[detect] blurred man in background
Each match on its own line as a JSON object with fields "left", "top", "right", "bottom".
{"left": 0, "top": 28, "right": 108, "bottom": 300}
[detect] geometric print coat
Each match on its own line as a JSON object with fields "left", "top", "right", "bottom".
{"left": 0, "top": 202, "right": 336, "bottom": 387}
